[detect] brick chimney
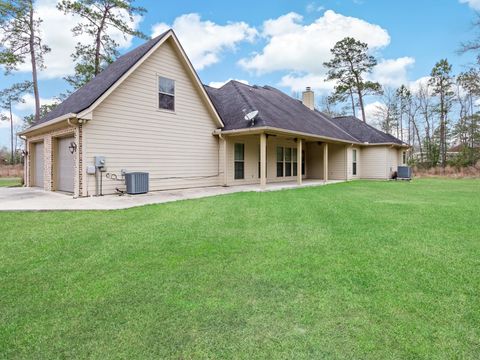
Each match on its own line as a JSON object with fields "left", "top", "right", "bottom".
{"left": 302, "top": 86, "right": 314, "bottom": 111}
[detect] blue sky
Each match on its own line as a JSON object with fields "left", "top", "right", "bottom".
{"left": 1, "top": 0, "right": 479, "bottom": 148}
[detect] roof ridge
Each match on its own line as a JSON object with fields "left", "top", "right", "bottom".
{"left": 231, "top": 80, "right": 258, "bottom": 115}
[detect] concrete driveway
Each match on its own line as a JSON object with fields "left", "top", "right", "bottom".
{"left": 0, "top": 180, "right": 343, "bottom": 211}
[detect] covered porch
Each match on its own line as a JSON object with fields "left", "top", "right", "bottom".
{"left": 219, "top": 129, "right": 351, "bottom": 188}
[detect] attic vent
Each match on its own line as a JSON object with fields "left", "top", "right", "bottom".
{"left": 125, "top": 172, "right": 149, "bottom": 194}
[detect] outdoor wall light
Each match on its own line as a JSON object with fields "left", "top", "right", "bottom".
{"left": 69, "top": 141, "right": 77, "bottom": 154}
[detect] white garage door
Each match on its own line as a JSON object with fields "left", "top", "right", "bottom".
{"left": 56, "top": 137, "right": 75, "bottom": 193}
{"left": 33, "top": 142, "right": 44, "bottom": 187}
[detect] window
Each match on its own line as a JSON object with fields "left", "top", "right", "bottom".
{"left": 234, "top": 143, "right": 244, "bottom": 179}
{"left": 293, "top": 148, "right": 298, "bottom": 176}
{"left": 276, "top": 146, "right": 284, "bottom": 177}
{"left": 352, "top": 149, "right": 357, "bottom": 176}
{"left": 285, "top": 148, "right": 292, "bottom": 176}
{"left": 158, "top": 76, "right": 175, "bottom": 111}
{"left": 402, "top": 151, "right": 407, "bottom": 164}
{"left": 277, "top": 146, "right": 301, "bottom": 177}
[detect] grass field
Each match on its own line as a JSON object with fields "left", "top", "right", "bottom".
{"left": 0, "top": 178, "right": 21, "bottom": 187}
{"left": 1, "top": 179, "right": 479, "bottom": 359}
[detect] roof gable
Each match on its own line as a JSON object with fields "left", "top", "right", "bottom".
{"left": 28, "top": 29, "right": 223, "bottom": 130}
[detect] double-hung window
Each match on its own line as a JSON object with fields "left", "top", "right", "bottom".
{"left": 352, "top": 149, "right": 357, "bottom": 176}
{"left": 277, "top": 146, "right": 302, "bottom": 177}
{"left": 234, "top": 143, "right": 244, "bottom": 179}
{"left": 293, "top": 148, "right": 298, "bottom": 176}
{"left": 402, "top": 151, "right": 407, "bottom": 165}
{"left": 158, "top": 76, "right": 175, "bottom": 111}
{"left": 285, "top": 148, "right": 292, "bottom": 176}
{"left": 276, "top": 147, "right": 284, "bottom": 177}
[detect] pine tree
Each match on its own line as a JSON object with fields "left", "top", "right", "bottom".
{"left": 429, "top": 59, "right": 455, "bottom": 168}
{"left": 57, "top": 0, "right": 147, "bottom": 89}
{"left": 0, "top": 0, "right": 50, "bottom": 122}
{"left": 324, "top": 37, "right": 382, "bottom": 122}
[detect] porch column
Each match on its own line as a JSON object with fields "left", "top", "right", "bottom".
{"left": 260, "top": 133, "right": 267, "bottom": 188}
{"left": 221, "top": 136, "right": 228, "bottom": 186}
{"left": 323, "top": 143, "right": 328, "bottom": 182}
{"left": 297, "top": 139, "right": 302, "bottom": 185}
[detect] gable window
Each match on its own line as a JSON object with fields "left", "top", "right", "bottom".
{"left": 276, "top": 146, "right": 284, "bottom": 177}
{"left": 352, "top": 149, "right": 357, "bottom": 176}
{"left": 234, "top": 143, "right": 244, "bottom": 180}
{"left": 158, "top": 76, "right": 175, "bottom": 111}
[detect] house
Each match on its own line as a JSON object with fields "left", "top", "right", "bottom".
{"left": 19, "top": 29, "right": 408, "bottom": 198}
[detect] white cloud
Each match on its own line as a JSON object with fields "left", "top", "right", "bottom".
{"left": 279, "top": 73, "right": 334, "bottom": 94}
{"left": 408, "top": 76, "right": 431, "bottom": 94}
{"left": 151, "top": 13, "right": 257, "bottom": 70}
{"left": 12, "top": 0, "right": 142, "bottom": 79}
{"left": 459, "top": 0, "right": 480, "bottom": 10}
{"left": 306, "top": 3, "right": 325, "bottom": 13}
{"left": 13, "top": 93, "right": 57, "bottom": 112}
{"left": 239, "top": 10, "right": 390, "bottom": 74}
{"left": 0, "top": 111, "right": 22, "bottom": 129}
{"left": 364, "top": 101, "right": 385, "bottom": 122}
{"left": 208, "top": 79, "right": 249, "bottom": 88}
{"left": 370, "top": 57, "right": 415, "bottom": 88}
{"left": 237, "top": 10, "right": 419, "bottom": 96}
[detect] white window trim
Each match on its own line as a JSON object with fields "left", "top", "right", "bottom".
{"left": 157, "top": 74, "right": 176, "bottom": 113}
{"left": 352, "top": 149, "right": 358, "bottom": 176}
{"left": 234, "top": 142, "right": 245, "bottom": 180}
{"left": 276, "top": 146, "right": 299, "bottom": 178}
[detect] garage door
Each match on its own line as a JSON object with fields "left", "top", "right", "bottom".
{"left": 33, "top": 142, "right": 44, "bottom": 187}
{"left": 56, "top": 137, "right": 75, "bottom": 193}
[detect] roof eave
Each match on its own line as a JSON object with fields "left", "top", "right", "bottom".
{"left": 18, "top": 113, "right": 77, "bottom": 136}
{"left": 216, "top": 126, "right": 363, "bottom": 145}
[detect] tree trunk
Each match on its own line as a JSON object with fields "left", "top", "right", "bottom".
{"left": 412, "top": 116, "right": 423, "bottom": 161}
{"left": 357, "top": 86, "right": 366, "bottom": 122}
{"left": 28, "top": 1, "right": 40, "bottom": 122}
{"left": 400, "top": 105, "right": 403, "bottom": 142}
{"left": 94, "top": 8, "right": 109, "bottom": 75}
{"left": 9, "top": 104, "right": 14, "bottom": 165}
{"left": 440, "top": 92, "right": 446, "bottom": 168}
{"left": 349, "top": 88, "right": 356, "bottom": 117}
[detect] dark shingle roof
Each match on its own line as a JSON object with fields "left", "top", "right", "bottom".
{"left": 205, "top": 81, "right": 359, "bottom": 143}
{"left": 35, "top": 30, "right": 170, "bottom": 125}
{"left": 332, "top": 116, "right": 404, "bottom": 145}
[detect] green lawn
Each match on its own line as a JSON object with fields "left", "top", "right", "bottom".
{"left": 0, "top": 178, "right": 21, "bottom": 187}
{"left": 1, "top": 179, "right": 479, "bottom": 359}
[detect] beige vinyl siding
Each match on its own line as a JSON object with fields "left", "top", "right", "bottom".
{"left": 360, "top": 146, "right": 388, "bottom": 179}
{"left": 346, "top": 146, "right": 360, "bottom": 180}
{"left": 387, "top": 148, "right": 399, "bottom": 177}
{"left": 306, "top": 142, "right": 324, "bottom": 179}
{"left": 225, "top": 136, "right": 306, "bottom": 185}
{"left": 84, "top": 39, "right": 221, "bottom": 195}
{"left": 327, "top": 144, "right": 347, "bottom": 180}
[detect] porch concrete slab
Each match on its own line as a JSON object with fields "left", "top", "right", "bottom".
{"left": 0, "top": 180, "right": 344, "bottom": 211}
